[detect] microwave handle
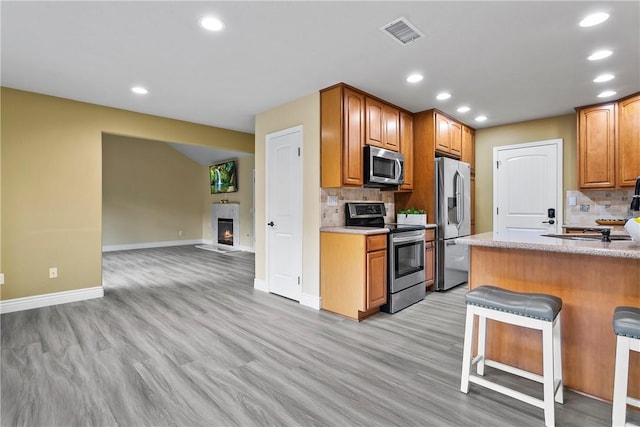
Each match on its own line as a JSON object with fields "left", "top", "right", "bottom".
{"left": 395, "top": 158, "right": 402, "bottom": 182}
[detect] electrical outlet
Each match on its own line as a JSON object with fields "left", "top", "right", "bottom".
{"left": 327, "top": 195, "right": 338, "bottom": 206}
{"left": 49, "top": 267, "right": 58, "bottom": 279}
{"left": 178, "top": 230, "right": 183, "bottom": 236}
{"left": 0, "top": 273, "right": 4, "bottom": 285}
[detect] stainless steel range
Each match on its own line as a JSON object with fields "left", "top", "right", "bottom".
{"left": 345, "top": 202, "right": 426, "bottom": 313}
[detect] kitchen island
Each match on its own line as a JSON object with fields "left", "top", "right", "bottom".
{"left": 456, "top": 232, "right": 640, "bottom": 402}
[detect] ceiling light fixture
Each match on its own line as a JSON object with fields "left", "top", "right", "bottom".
{"left": 588, "top": 50, "right": 612, "bottom": 61}
{"left": 131, "top": 86, "right": 148, "bottom": 95}
{"left": 406, "top": 73, "right": 423, "bottom": 83}
{"left": 436, "top": 92, "right": 451, "bottom": 100}
{"left": 199, "top": 16, "right": 224, "bottom": 32}
{"left": 475, "top": 115, "right": 488, "bottom": 122}
{"left": 457, "top": 106, "right": 471, "bottom": 113}
{"left": 598, "top": 90, "right": 617, "bottom": 98}
{"left": 593, "top": 73, "right": 615, "bottom": 83}
{"left": 579, "top": 12, "right": 610, "bottom": 27}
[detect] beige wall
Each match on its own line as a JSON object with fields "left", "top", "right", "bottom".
{"left": 0, "top": 87, "right": 254, "bottom": 300}
{"left": 254, "top": 92, "right": 320, "bottom": 298}
{"left": 203, "top": 155, "right": 255, "bottom": 248}
{"left": 102, "top": 134, "right": 204, "bottom": 246}
{"left": 474, "top": 113, "right": 577, "bottom": 233}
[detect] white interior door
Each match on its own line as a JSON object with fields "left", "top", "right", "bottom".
{"left": 494, "top": 139, "right": 563, "bottom": 238}
{"left": 266, "top": 126, "right": 303, "bottom": 301}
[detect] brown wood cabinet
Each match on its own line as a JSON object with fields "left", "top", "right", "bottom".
{"left": 435, "top": 112, "right": 462, "bottom": 158}
{"left": 320, "top": 232, "right": 387, "bottom": 321}
{"left": 576, "top": 92, "right": 640, "bottom": 189}
{"left": 618, "top": 94, "right": 640, "bottom": 187}
{"left": 577, "top": 103, "right": 616, "bottom": 188}
{"left": 321, "top": 85, "right": 365, "bottom": 187}
{"left": 394, "top": 109, "right": 472, "bottom": 222}
{"left": 365, "top": 97, "right": 399, "bottom": 151}
{"left": 461, "top": 125, "right": 475, "bottom": 173}
{"left": 425, "top": 228, "right": 435, "bottom": 288}
{"left": 399, "top": 111, "right": 414, "bottom": 191}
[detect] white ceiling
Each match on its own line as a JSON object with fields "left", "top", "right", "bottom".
{"left": 2, "top": 1, "right": 639, "bottom": 142}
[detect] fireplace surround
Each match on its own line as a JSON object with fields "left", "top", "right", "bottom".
{"left": 211, "top": 203, "right": 239, "bottom": 248}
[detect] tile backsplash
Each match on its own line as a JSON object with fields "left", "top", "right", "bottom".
{"left": 565, "top": 189, "right": 634, "bottom": 227}
{"left": 321, "top": 188, "right": 395, "bottom": 226}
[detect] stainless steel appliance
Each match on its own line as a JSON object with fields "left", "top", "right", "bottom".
{"left": 345, "top": 202, "right": 426, "bottom": 313}
{"left": 434, "top": 157, "right": 471, "bottom": 291}
{"left": 363, "top": 146, "right": 404, "bottom": 188}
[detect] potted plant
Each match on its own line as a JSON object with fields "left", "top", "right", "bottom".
{"left": 397, "top": 208, "right": 427, "bottom": 225}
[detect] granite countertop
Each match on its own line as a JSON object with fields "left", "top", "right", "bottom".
{"left": 321, "top": 224, "right": 437, "bottom": 235}
{"left": 456, "top": 231, "right": 640, "bottom": 259}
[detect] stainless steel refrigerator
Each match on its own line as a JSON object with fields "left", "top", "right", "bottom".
{"left": 434, "top": 157, "right": 471, "bottom": 290}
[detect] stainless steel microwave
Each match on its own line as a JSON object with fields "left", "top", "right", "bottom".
{"left": 364, "top": 145, "right": 405, "bottom": 188}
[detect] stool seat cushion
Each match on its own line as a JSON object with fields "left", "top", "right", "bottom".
{"left": 465, "top": 285, "right": 562, "bottom": 321}
{"left": 613, "top": 306, "right": 640, "bottom": 339}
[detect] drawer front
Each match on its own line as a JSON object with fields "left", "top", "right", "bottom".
{"left": 367, "top": 234, "right": 387, "bottom": 252}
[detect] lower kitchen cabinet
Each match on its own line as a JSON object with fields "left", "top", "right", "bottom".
{"left": 425, "top": 228, "right": 435, "bottom": 289}
{"left": 320, "top": 232, "right": 387, "bottom": 321}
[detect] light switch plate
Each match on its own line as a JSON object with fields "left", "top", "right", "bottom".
{"left": 327, "top": 195, "right": 338, "bottom": 206}
{"left": 568, "top": 196, "right": 577, "bottom": 206}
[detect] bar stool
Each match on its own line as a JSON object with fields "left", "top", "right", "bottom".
{"left": 460, "top": 285, "right": 563, "bottom": 427}
{"left": 612, "top": 306, "right": 640, "bottom": 427}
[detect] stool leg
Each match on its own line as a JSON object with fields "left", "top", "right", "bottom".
{"left": 553, "top": 315, "right": 563, "bottom": 404}
{"left": 612, "top": 335, "right": 630, "bottom": 427}
{"left": 477, "top": 314, "right": 487, "bottom": 376}
{"left": 542, "top": 321, "right": 556, "bottom": 427}
{"left": 460, "top": 305, "right": 475, "bottom": 394}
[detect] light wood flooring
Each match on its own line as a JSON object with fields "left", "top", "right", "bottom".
{"left": 1, "top": 245, "right": 636, "bottom": 426}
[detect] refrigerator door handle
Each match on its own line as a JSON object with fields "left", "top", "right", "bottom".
{"left": 457, "top": 171, "right": 465, "bottom": 229}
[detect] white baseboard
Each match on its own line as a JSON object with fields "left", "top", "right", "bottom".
{"left": 103, "top": 239, "right": 203, "bottom": 252}
{"left": 0, "top": 286, "right": 104, "bottom": 314}
{"left": 254, "top": 278, "right": 268, "bottom": 292}
{"left": 300, "top": 293, "right": 321, "bottom": 310}
{"left": 104, "top": 240, "right": 255, "bottom": 253}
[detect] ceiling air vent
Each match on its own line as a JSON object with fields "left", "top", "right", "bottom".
{"left": 380, "top": 17, "right": 425, "bottom": 45}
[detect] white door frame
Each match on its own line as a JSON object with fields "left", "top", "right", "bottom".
{"left": 265, "top": 125, "right": 303, "bottom": 301}
{"left": 493, "top": 138, "right": 563, "bottom": 233}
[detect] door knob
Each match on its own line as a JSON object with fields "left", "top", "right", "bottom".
{"left": 542, "top": 219, "right": 555, "bottom": 225}
{"left": 267, "top": 221, "right": 275, "bottom": 227}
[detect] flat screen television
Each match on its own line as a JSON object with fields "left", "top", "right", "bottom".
{"left": 209, "top": 159, "right": 238, "bottom": 194}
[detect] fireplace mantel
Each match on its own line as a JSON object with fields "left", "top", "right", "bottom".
{"left": 211, "top": 203, "right": 240, "bottom": 248}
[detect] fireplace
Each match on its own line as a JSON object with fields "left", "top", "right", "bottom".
{"left": 218, "top": 218, "right": 234, "bottom": 246}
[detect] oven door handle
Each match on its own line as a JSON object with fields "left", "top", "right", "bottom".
{"left": 392, "top": 234, "right": 425, "bottom": 244}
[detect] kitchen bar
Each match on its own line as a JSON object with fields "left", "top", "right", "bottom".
{"left": 456, "top": 232, "right": 640, "bottom": 402}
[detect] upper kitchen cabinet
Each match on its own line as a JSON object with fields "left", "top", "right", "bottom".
{"left": 576, "top": 92, "right": 640, "bottom": 189}
{"left": 365, "top": 97, "right": 400, "bottom": 151}
{"left": 398, "top": 111, "right": 414, "bottom": 191}
{"left": 395, "top": 109, "right": 472, "bottom": 221}
{"left": 618, "top": 93, "right": 640, "bottom": 187}
{"left": 461, "top": 125, "right": 475, "bottom": 174}
{"left": 577, "top": 103, "right": 616, "bottom": 188}
{"left": 321, "top": 84, "right": 365, "bottom": 187}
{"left": 435, "top": 112, "right": 462, "bottom": 158}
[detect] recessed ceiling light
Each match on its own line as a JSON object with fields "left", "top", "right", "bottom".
{"left": 457, "top": 106, "right": 471, "bottom": 113}
{"left": 475, "top": 115, "right": 488, "bottom": 122}
{"left": 436, "top": 92, "right": 451, "bottom": 100}
{"left": 588, "top": 50, "right": 612, "bottom": 61}
{"left": 406, "top": 73, "right": 424, "bottom": 83}
{"left": 579, "top": 12, "right": 610, "bottom": 27}
{"left": 597, "top": 90, "right": 617, "bottom": 98}
{"left": 593, "top": 73, "right": 615, "bottom": 83}
{"left": 131, "top": 86, "right": 148, "bottom": 95}
{"left": 199, "top": 16, "right": 224, "bottom": 31}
